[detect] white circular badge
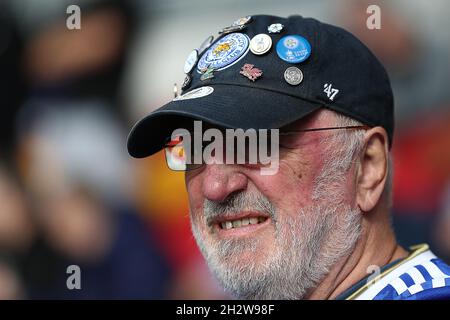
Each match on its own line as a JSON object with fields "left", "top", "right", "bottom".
{"left": 250, "top": 34, "right": 272, "bottom": 55}
{"left": 184, "top": 49, "right": 198, "bottom": 74}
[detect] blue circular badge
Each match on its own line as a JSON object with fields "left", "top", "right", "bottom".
{"left": 197, "top": 33, "right": 250, "bottom": 72}
{"left": 276, "top": 35, "right": 311, "bottom": 64}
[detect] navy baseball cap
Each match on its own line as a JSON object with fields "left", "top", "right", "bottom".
{"left": 127, "top": 14, "right": 394, "bottom": 158}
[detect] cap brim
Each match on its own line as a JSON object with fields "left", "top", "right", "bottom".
{"left": 127, "top": 84, "right": 320, "bottom": 158}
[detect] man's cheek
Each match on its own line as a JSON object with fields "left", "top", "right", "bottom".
{"left": 191, "top": 207, "right": 208, "bottom": 230}
{"left": 189, "top": 199, "right": 203, "bottom": 214}
{"left": 186, "top": 176, "right": 205, "bottom": 209}
{"left": 186, "top": 186, "right": 202, "bottom": 211}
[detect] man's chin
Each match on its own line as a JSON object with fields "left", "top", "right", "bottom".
{"left": 209, "top": 263, "right": 269, "bottom": 299}
{"left": 209, "top": 263, "right": 305, "bottom": 300}
{"left": 207, "top": 237, "right": 273, "bottom": 264}
{"left": 212, "top": 252, "right": 267, "bottom": 272}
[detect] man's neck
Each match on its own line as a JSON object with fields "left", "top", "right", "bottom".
{"left": 306, "top": 213, "right": 409, "bottom": 300}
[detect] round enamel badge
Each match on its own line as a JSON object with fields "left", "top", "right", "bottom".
{"left": 250, "top": 34, "right": 272, "bottom": 55}
{"left": 276, "top": 35, "right": 311, "bottom": 64}
{"left": 197, "top": 33, "right": 250, "bottom": 72}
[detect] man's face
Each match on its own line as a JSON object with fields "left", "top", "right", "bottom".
{"left": 185, "top": 109, "right": 362, "bottom": 299}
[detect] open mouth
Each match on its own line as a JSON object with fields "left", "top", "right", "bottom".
{"left": 211, "top": 212, "right": 270, "bottom": 237}
{"left": 219, "top": 216, "right": 267, "bottom": 230}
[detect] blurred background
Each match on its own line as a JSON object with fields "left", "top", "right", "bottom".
{"left": 0, "top": 0, "right": 450, "bottom": 299}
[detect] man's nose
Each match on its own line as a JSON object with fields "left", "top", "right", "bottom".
{"left": 201, "top": 164, "right": 248, "bottom": 203}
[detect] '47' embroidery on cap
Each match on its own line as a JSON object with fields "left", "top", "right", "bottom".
{"left": 324, "top": 83, "right": 339, "bottom": 101}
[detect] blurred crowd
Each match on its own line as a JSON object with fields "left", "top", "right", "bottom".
{"left": 0, "top": 0, "right": 450, "bottom": 299}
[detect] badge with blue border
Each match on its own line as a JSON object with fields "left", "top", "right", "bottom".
{"left": 276, "top": 35, "right": 311, "bottom": 64}
{"left": 197, "top": 33, "right": 250, "bottom": 72}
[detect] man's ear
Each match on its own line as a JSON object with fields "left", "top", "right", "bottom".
{"left": 356, "top": 127, "right": 389, "bottom": 212}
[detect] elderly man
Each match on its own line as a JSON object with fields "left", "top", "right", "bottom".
{"left": 127, "top": 15, "right": 450, "bottom": 299}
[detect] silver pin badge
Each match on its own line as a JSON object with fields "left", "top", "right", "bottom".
{"left": 250, "top": 34, "right": 272, "bottom": 55}
{"left": 181, "top": 75, "right": 192, "bottom": 90}
{"left": 268, "top": 23, "right": 284, "bottom": 34}
{"left": 284, "top": 67, "right": 303, "bottom": 85}
{"left": 198, "top": 35, "right": 214, "bottom": 55}
{"left": 219, "top": 24, "right": 246, "bottom": 35}
{"left": 232, "top": 16, "right": 252, "bottom": 27}
{"left": 184, "top": 49, "right": 198, "bottom": 74}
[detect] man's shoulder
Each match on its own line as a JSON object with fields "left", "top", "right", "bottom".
{"left": 372, "top": 255, "right": 450, "bottom": 300}
{"left": 349, "top": 244, "right": 450, "bottom": 300}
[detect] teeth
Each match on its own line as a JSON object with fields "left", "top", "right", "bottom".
{"left": 220, "top": 217, "right": 266, "bottom": 229}
{"left": 220, "top": 221, "right": 233, "bottom": 229}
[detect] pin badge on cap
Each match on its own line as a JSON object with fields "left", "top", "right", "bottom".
{"left": 240, "top": 63, "right": 263, "bottom": 82}
{"left": 250, "top": 34, "right": 272, "bottom": 55}
{"left": 184, "top": 49, "right": 198, "bottom": 74}
{"left": 268, "top": 23, "right": 284, "bottom": 34}
{"left": 284, "top": 66, "right": 303, "bottom": 85}
{"left": 181, "top": 75, "right": 192, "bottom": 90}
{"left": 173, "top": 86, "right": 214, "bottom": 102}
{"left": 276, "top": 35, "right": 311, "bottom": 64}
{"left": 198, "top": 35, "right": 214, "bottom": 55}
{"left": 219, "top": 24, "right": 246, "bottom": 35}
{"left": 200, "top": 65, "right": 215, "bottom": 81}
{"left": 232, "top": 16, "right": 252, "bottom": 27}
{"left": 173, "top": 83, "right": 178, "bottom": 98}
{"left": 197, "top": 33, "right": 250, "bottom": 72}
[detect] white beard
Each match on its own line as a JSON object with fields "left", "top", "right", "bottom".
{"left": 190, "top": 190, "right": 362, "bottom": 299}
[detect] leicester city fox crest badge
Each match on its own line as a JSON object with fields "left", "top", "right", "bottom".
{"left": 197, "top": 33, "right": 250, "bottom": 72}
